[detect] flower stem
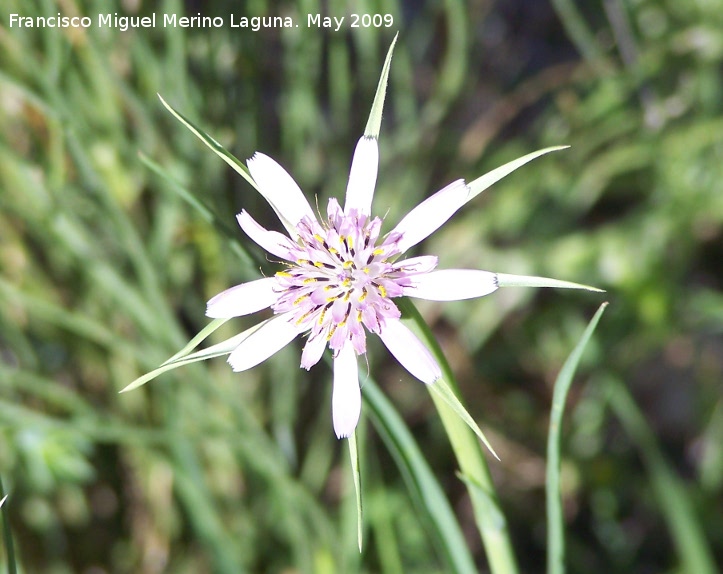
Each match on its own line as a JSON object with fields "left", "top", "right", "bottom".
{"left": 399, "top": 298, "right": 519, "bottom": 574}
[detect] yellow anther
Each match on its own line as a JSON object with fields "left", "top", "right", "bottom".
{"left": 363, "top": 267, "right": 370, "bottom": 274}
{"left": 357, "top": 310, "right": 363, "bottom": 323}
{"left": 343, "top": 291, "right": 351, "bottom": 302}
{"left": 276, "top": 271, "right": 293, "bottom": 278}
{"left": 295, "top": 310, "right": 313, "bottom": 325}
{"left": 293, "top": 294, "right": 309, "bottom": 306}
{"left": 343, "top": 260, "right": 354, "bottom": 269}
{"left": 378, "top": 284, "right": 387, "bottom": 298}
{"left": 297, "top": 258, "right": 311, "bottom": 266}
{"left": 342, "top": 278, "right": 352, "bottom": 288}
{"left": 358, "top": 289, "right": 368, "bottom": 302}
{"left": 314, "top": 234, "right": 325, "bottom": 243}
{"left": 327, "top": 324, "right": 337, "bottom": 341}
{"left": 373, "top": 248, "right": 385, "bottom": 256}
{"left": 324, "top": 285, "right": 334, "bottom": 291}
{"left": 303, "top": 278, "right": 317, "bottom": 284}
{"left": 314, "top": 261, "right": 325, "bottom": 268}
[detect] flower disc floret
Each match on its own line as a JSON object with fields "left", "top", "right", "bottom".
{"left": 273, "top": 198, "right": 435, "bottom": 367}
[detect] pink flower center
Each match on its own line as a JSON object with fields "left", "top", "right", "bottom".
{"left": 272, "top": 199, "right": 407, "bottom": 359}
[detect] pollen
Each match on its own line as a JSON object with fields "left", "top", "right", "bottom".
{"left": 276, "top": 271, "right": 293, "bottom": 278}
{"left": 293, "top": 294, "right": 309, "bottom": 306}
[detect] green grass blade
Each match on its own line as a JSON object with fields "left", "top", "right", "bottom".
{"left": 398, "top": 298, "right": 519, "bottom": 574}
{"left": 0, "top": 477, "right": 16, "bottom": 574}
{"left": 607, "top": 377, "right": 717, "bottom": 574}
{"left": 364, "top": 381, "right": 478, "bottom": 574}
{"left": 348, "top": 431, "right": 363, "bottom": 552}
{"left": 546, "top": 302, "right": 608, "bottom": 574}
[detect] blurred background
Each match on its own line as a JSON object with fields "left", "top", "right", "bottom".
{"left": 1, "top": 0, "right": 722, "bottom": 572}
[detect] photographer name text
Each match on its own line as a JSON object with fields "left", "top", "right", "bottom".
{"left": 8, "top": 12, "right": 394, "bottom": 32}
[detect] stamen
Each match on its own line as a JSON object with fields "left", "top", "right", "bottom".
{"left": 293, "top": 294, "right": 309, "bottom": 306}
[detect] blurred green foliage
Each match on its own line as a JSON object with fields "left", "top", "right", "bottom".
{"left": 1, "top": 0, "right": 721, "bottom": 572}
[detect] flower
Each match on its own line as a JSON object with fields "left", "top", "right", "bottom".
{"left": 141, "top": 38, "right": 600, "bottom": 440}
{"left": 204, "top": 134, "right": 591, "bottom": 439}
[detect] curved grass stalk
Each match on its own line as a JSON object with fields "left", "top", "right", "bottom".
{"left": 398, "top": 298, "right": 519, "bottom": 574}
{"left": 546, "top": 303, "right": 608, "bottom": 574}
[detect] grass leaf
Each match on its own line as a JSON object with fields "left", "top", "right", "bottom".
{"left": 546, "top": 302, "right": 608, "bottom": 574}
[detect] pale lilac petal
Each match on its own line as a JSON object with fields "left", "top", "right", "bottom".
{"left": 378, "top": 319, "right": 441, "bottom": 384}
{"left": 332, "top": 341, "right": 361, "bottom": 439}
{"left": 344, "top": 136, "right": 379, "bottom": 216}
{"left": 247, "top": 152, "right": 316, "bottom": 237}
{"left": 206, "top": 277, "right": 279, "bottom": 318}
{"left": 227, "top": 315, "right": 300, "bottom": 372}
{"left": 236, "top": 210, "right": 295, "bottom": 261}
{"left": 390, "top": 179, "right": 470, "bottom": 253}
{"left": 402, "top": 270, "right": 498, "bottom": 301}
{"left": 300, "top": 331, "right": 327, "bottom": 370}
{"left": 392, "top": 255, "right": 439, "bottom": 275}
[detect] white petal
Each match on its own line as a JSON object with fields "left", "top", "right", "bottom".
{"left": 300, "top": 331, "right": 328, "bottom": 370}
{"left": 344, "top": 136, "right": 379, "bottom": 216}
{"left": 402, "top": 269, "right": 498, "bottom": 301}
{"left": 332, "top": 341, "right": 361, "bottom": 439}
{"left": 236, "top": 210, "right": 295, "bottom": 261}
{"left": 392, "top": 255, "right": 438, "bottom": 275}
{"left": 206, "top": 277, "right": 278, "bottom": 318}
{"left": 247, "top": 152, "right": 316, "bottom": 238}
{"left": 227, "top": 315, "right": 300, "bottom": 372}
{"left": 390, "top": 179, "right": 470, "bottom": 254}
{"left": 378, "top": 319, "right": 441, "bottom": 384}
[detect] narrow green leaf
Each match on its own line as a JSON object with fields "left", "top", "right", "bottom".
{"left": 496, "top": 273, "right": 604, "bottom": 293}
{"left": 429, "top": 378, "right": 499, "bottom": 460}
{"left": 162, "top": 318, "right": 230, "bottom": 365}
{"left": 157, "top": 94, "right": 257, "bottom": 190}
{"left": 607, "top": 377, "right": 717, "bottom": 574}
{"left": 0, "top": 477, "right": 16, "bottom": 574}
{"left": 364, "top": 381, "right": 478, "bottom": 574}
{"left": 121, "top": 321, "right": 264, "bottom": 393}
{"left": 364, "top": 33, "right": 398, "bottom": 138}
{"left": 398, "top": 298, "right": 519, "bottom": 574}
{"left": 467, "top": 146, "right": 569, "bottom": 202}
{"left": 547, "top": 302, "right": 607, "bottom": 574}
{"left": 348, "top": 431, "right": 363, "bottom": 552}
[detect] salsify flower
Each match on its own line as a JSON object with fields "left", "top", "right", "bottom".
{"left": 205, "top": 135, "right": 596, "bottom": 439}
{"left": 130, "top": 37, "right": 601, "bottom": 442}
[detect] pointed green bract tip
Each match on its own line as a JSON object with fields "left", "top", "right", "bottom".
{"left": 364, "top": 33, "right": 399, "bottom": 139}
{"left": 496, "top": 273, "right": 605, "bottom": 293}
